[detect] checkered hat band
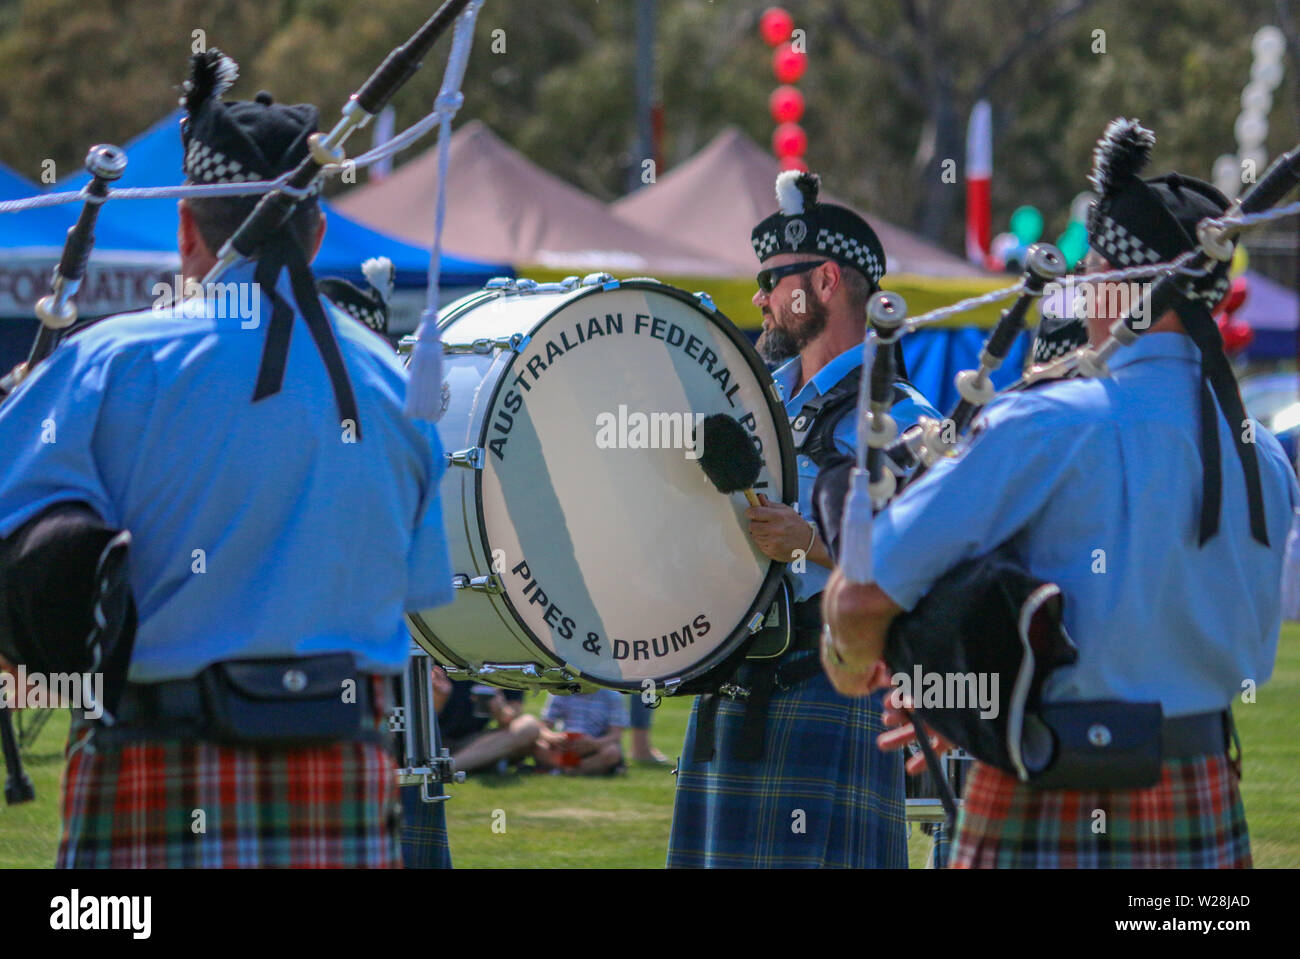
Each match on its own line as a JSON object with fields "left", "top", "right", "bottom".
{"left": 1194, "top": 270, "right": 1233, "bottom": 311}
{"left": 184, "top": 139, "right": 321, "bottom": 194}
{"left": 1088, "top": 210, "right": 1165, "bottom": 268}
{"left": 185, "top": 140, "right": 252, "bottom": 183}
{"left": 752, "top": 230, "right": 781, "bottom": 260}
{"left": 816, "top": 227, "right": 884, "bottom": 284}
{"left": 1033, "top": 331, "right": 1085, "bottom": 364}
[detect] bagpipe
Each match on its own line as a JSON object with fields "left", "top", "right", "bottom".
{"left": 1, "top": 145, "right": 131, "bottom": 806}
{"left": 0, "top": 0, "right": 482, "bottom": 806}
{"left": 205, "top": 0, "right": 474, "bottom": 288}
{"left": 819, "top": 142, "right": 1300, "bottom": 815}
{"left": 0, "top": 146, "right": 127, "bottom": 397}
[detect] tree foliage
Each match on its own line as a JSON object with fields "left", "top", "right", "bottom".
{"left": 0, "top": 0, "right": 1293, "bottom": 254}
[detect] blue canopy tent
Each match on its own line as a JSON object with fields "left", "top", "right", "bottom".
{"left": 0, "top": 160, "right": 180, "bottom": 368}
{"left": 57, "top": 110, "right": 510, "bottom": 289}
{"left": 1239, "top": 270, "right": 1299, "bottom": 362}
{"left": 900, "top": 327, "right": 1033, "bottom": 415}
{"left": 0, "top": 162, "right": 38, "bottom": 201}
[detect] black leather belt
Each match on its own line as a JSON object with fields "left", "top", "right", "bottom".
{"left": 115, "top": 676, "right": 374, "bottom": 725}
{"left": 83, "top": 656, "right": 388, "bottom": 747}
{"left": 692, "top": 608, "right": 825, "bottom": 764}
{"left": 1162, "top": 709, "right": 1234, "bottom": 759}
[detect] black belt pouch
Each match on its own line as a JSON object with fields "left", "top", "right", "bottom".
{"left": 1024, "top": 700, "right": 1163, "bottom": 790}
{"left": 198, "top": 653, "right": 365, "bottom": 747}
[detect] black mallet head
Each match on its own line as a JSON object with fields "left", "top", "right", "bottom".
{"left": 696, "top": 413, "right": 762, "bottom": 504}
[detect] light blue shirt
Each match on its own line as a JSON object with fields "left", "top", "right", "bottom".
{"left": 0, "top": 262, "right": 454, "bottom": 681}
{"left": 541, "top": 689, "right": 628, "bottom": 737}
{"left": 772, "top": 344, "right": 940, "bottom": 603}
{"left": 873, "top": 333, "right": 1299, "bottom": 717}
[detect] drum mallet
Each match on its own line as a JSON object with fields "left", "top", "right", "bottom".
{"left": 695, "top": 413, "right": 763, "bottom": 506}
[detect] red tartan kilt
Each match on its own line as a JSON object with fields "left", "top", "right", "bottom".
{"left": 57, "top": 677, "right": 403, "bottom": 869}
{"left": 950, "top": 753, "right": 1252, "bottom": 869}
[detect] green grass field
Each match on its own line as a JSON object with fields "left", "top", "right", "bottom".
{"left": 3, "top": 629, "right": 1298, "bottom": 868}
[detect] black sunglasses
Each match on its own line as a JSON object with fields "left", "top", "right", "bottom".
{"left": 756, "top": 260, "right": 826, "bottom": 294}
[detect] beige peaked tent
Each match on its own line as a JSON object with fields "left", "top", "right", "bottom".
{"left": 612, "top": 126, "right": 986, "bottom": 279}
{"left": 335, "top": 120, "right": 738, "bottom": 277}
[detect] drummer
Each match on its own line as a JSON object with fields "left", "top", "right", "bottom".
{"left": 0, "top": 50, "right": 454, "bottom": 867}
{"left": 667, "top": 171, "right": 941, "bottom": 868}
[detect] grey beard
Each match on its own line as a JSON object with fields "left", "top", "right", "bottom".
{"left": 757, "top": 292, "right": 828, "bottom": 365}
{"left": 756, "top": 324, "right": 800, "bottom": 365}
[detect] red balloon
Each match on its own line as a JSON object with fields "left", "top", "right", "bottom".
{"left": 759, "top": 8, "right": 794, "bottom": 47}
{"left": 1220, "top": 319, "right": 1254, "bottom": 355}
{"left": 779, "top": 154, "right": 808, "bottom": 172}
{"left": 773, "top": 42, "right": 807, "bottom": 84}
{"left": 769, "top": 85, "right": 805, "bottom": 124}
{"left": 772, "top": 122, "right": 808, "bottom": 159}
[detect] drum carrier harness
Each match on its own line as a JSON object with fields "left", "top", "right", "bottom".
{"left": 690, "top": 363, "right": 914, "bottom": 763}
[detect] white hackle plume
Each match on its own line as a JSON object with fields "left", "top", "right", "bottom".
{"left": 775, "top": 170, "right": 806, "bottom": 214}
{"left": 839, "top": 332, "right": 877, "bottom": 585}
{"left": 775, "top": 169, "right": 821, "bottom": 216}
{"left": 361, "top": 256, "right": 395, "bottom": 304}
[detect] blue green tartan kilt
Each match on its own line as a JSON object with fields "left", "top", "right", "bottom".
{"left": 667, "top": 663, "right": 907, "bottom": 868}
{"left": 399, "top": 784, "right": 453, "bottom": 869}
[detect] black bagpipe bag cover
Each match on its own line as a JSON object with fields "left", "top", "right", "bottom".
{"left": 814, "top": 459, "right": 1079, "bottom": 777}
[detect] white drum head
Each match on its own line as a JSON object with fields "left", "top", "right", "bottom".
{"left": 472, "top": 282, "right": 793, "bottom": 689}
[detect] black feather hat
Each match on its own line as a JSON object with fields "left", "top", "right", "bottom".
{"left": 1086, "top": 118, "right": 1232, "bottom": 311}
{"left": 751, "top": 170, "right": 887, "bottom": 289}
{"left": 318, "top": 257, "right": 395, "bottom": 336}
{"left": 178, "top": 47, "right": 319, "bottom": 190}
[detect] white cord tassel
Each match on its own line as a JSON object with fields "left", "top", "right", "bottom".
{"left": 840, "top": 332, "right": 878, "bottom": 585}
{"left": 406, "top": 0, "right": 483, "bottom": 421}
{"left": 839, "top": 467, "right": 875, "bottom": 585}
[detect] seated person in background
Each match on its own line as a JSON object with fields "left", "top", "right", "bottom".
{"left": 433, "top": 670, "right": 543, "bottom": 774}
{"left": 534, "top": 689, "right": 626, "bottom": 775}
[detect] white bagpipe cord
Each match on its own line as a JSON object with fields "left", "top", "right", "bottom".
{"left": 405, "top": 0, "right": 483, "bottom": 421}
{"left": 838, "top": 331, "right": 877, "bottom": 585}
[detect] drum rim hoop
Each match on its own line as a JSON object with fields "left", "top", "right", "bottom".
{"left": 465, "top": 279, "right": 799, "bottom": 691}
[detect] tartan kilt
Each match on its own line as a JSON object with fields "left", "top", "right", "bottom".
{"left": 667, "top": 662, "right": 907, "bottom": 869}
{"left": 58, "top": 720, "right": 403, "bottom": 869}
{"left": 950, "top": 754, "right": 1252, "bottom": 869}
{"left": 398, "top": 783, "right": 453, "bottom": 869}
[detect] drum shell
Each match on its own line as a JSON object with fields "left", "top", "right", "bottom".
{"left": 407, "top": 280, "right": 796, "bottom": 693}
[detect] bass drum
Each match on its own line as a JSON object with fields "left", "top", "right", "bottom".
{"left": 405, "top": 275, "right": 795, "bottom": 694}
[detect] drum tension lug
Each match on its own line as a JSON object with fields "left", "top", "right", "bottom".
{"left": 446, "top": 447, "right": 485, "bottom": 470}
{"left": 443, "top": 334, "right": 528, "bottom": 355}
{"left": 451, "top": 573, "right": 502, "bottom": 594}
{"left": 745, "top": 610, "right": 767, "bottom": 635}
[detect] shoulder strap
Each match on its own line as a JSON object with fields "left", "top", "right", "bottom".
{"left": 794, "top": 366, "right": 912, "bottom": 469}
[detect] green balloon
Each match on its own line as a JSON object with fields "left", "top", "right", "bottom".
{"left": 1057, "top": 222, "right": 1089, "bottom": 267}
{"left": 1010, "top": 205, "right": 1044, "bottom": 245}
